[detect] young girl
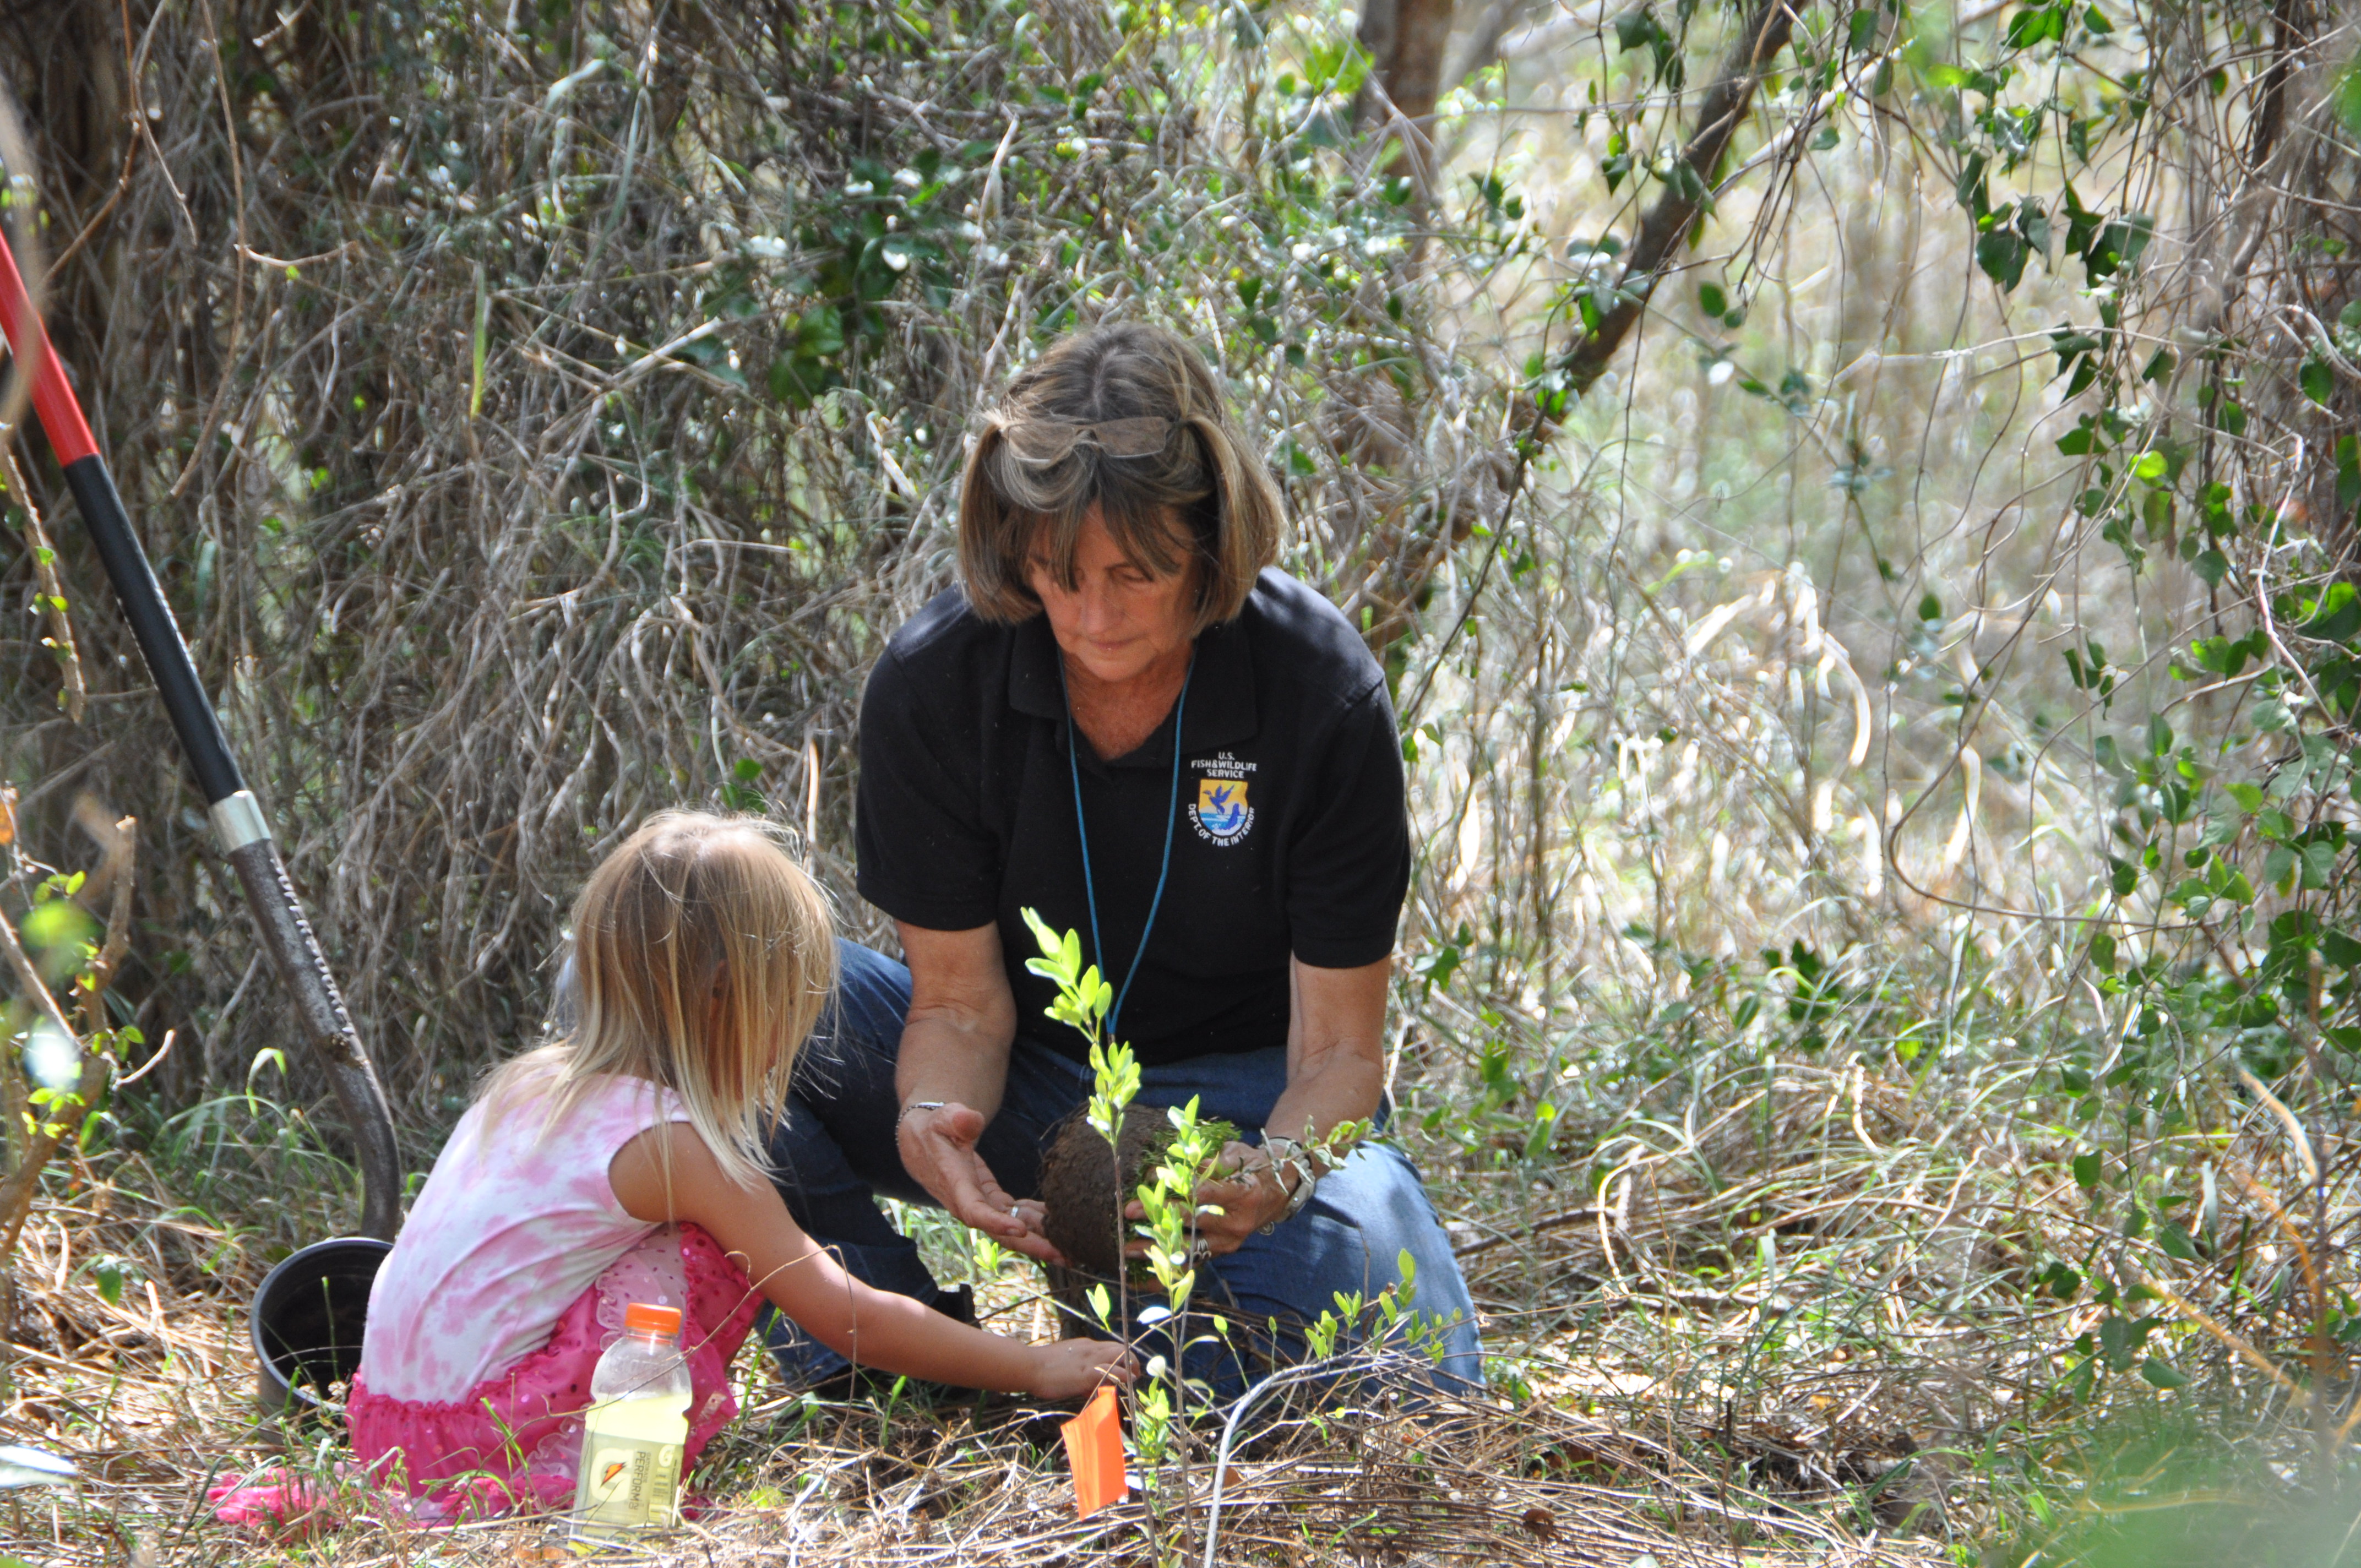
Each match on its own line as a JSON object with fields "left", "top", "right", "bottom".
{"left": 351, "top": 812, "right": 1131, "bottom": 1515}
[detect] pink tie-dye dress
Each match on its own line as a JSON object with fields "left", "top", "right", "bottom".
{"left": 349, "top": 1071, "right": 761, "bottom": 1517}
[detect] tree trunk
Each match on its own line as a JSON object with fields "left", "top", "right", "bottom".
{"left": 1562, "top": 0, "right": 1798, "bottom": 394}
{"left": 1356, "top": 0, "right": 1797, "bottom": 668}
{"left": 1354, "top": 0, "right": 1457, "bottom": 187}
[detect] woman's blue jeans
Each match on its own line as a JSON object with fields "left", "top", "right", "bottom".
{"left": 765, "top": 941, "right": 1484, "bottom": 1400}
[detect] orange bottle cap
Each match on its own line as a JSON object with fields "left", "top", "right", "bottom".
{"left": 624, "top": 1302, "right": 683, "bottom": 1338}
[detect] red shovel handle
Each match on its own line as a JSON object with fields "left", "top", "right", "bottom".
{"left": 0, "top": 233, "right": 95, "bottom": 465}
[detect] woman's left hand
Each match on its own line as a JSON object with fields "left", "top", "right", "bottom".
{"left": 1124, "top": 1140, "right": 1290, "bottom": 1259}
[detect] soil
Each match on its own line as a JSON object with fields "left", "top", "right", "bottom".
{"left": 1038, "top": 1103, "right": 1170, "bottom": 1281}
{"left": 1037, "top": 1102, "right": 1240, "bottom": 1285}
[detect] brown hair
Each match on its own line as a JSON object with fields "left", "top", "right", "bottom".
{"left": 958, "top": 323, "right": 1283, "bottom": 633}
{"left": 481, "top": 811, "right": 837, "bottom": 1190}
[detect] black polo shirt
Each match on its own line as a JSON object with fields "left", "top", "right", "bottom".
{"left": 855, "top": 568, "right": 1410, "bottom": 1068}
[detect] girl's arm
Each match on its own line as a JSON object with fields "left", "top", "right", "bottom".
{"left": 609, "top": 1123, "right": 1129, "bottom": 1398}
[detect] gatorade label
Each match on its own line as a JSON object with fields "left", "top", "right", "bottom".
{"left": 571, "top": 1435, "right": 682, "bottom": 1538}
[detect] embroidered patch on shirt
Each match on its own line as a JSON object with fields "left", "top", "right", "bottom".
{"left": 1190, "top": 753, "right": 1258, "bottom": 845}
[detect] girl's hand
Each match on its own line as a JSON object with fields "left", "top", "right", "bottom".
{"left": 1028, "top": 1337, "right": 1138, "bottom": 1400}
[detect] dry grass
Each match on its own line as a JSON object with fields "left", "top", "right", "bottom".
{"left": 0, "top": 1146, "right": 1954, "bottom": 1567}
{"left": 0, "top": 1032, "right": 2349, "bottom": 1565}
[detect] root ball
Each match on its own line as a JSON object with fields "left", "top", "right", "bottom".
{"left": 1038, "top": 1103, "right": 1168, "bottom": 1281}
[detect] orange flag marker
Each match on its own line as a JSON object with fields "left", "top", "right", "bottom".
{"left": 1062, "top": 1384, "right": 1128, "bottom": 1517}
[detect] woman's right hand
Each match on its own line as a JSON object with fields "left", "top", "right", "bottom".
{"left": 899, "top": 1101, "right": 1065, "bottom": 1262}
{"left": 1029, "top": 1337, "right": 1138, "bottom": 1399}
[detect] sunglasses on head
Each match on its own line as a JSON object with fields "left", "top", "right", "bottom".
{"left": 994, "top": 415, "right": 1174, "bottom": 464}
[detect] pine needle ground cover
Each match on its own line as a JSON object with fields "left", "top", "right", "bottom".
{"left": 0, "top": 1042, "right": 2344, "bottom": 1565}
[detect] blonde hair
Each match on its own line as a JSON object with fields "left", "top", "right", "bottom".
{"left": 481, "top": 811, "right": 837, "bottom": 1190}
{"left": 958, "top": 322, "right": 1283, "bottom": 633}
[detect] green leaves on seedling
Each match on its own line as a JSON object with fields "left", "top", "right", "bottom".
{"left": 20, "top": 896, "right": 93, "bottom": 955}
{"left": 1085, "top": 1038, "right": 1139, "bottom": 1148}
{"left": 2331, "top": 437, "right": 2361, "bottom": 532}
{"left": 1467, "top": 172, "right": 1525, "bottom": 225}
{"left": 1022, "top": 906, "right": 1112, "bottom": 1038}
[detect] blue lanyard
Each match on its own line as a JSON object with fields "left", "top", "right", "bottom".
{"left": 1061, "top": 652, "right": 1194, "bottom": 1041}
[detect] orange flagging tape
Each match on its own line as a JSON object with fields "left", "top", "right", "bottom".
{"left": 1062, "top": 1384, "right": 1127, "bottom": 1517}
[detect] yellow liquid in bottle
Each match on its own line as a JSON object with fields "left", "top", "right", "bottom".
{"left": 569, "top": 1393, "right": 689, "bottom": 1543}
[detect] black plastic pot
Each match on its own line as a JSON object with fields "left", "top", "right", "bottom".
{"left": 249, "top": 1235, "right": 391, "bottom": 1419}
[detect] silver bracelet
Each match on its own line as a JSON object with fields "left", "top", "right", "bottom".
{"left": 896, "top": 1099, "right": 946, "bottom": 1130}
{"left": 1256, "top": 1135, "right": 1319, "bottom": 1233}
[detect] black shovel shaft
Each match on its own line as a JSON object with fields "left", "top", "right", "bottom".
{"left": 56, "top": 457, "right": 244, "bottom": 801}
{"left": 0, "top": 234, "right": 400, "bottom": 1240}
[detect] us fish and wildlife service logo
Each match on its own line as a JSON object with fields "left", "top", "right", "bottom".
{"left": 1192, "top": 775, "right": 1255, "bottom": 845}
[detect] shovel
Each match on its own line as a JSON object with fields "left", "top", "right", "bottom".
{"left": 0, "top": 227, "right": 401, "bottom": 1404}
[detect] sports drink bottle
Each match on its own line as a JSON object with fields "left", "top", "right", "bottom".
{"left": 569, "top": 1302, "right": 691, "bottom": 1543}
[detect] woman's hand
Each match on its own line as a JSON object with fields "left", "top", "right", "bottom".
{"left": 899, "top": 1102, "right": 1066, "bottom": 1263}
{"left": 1119, "top": 955, "right": 1384, "bottom": 1260}
{"left": 1125, "top": 1139, "right": 1291, "bottom": 1259}
{"left": 892, "top": 923, "right": 1066, "bottom": 1260}
{"left": 1029, "top": 1337, "right": 1139, "bottom": 1400}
